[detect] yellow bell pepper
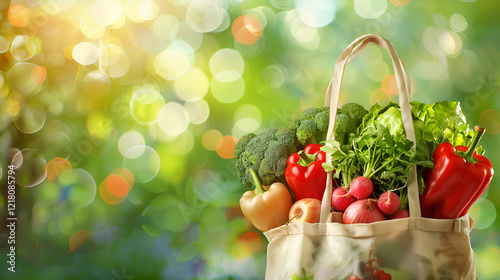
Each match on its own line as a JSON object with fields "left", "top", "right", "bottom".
{"left": 239, "top": 168, "right": 293, "bottom": 232}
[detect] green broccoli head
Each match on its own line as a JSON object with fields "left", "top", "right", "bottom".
{"left": 289, "top": 106, "right": 330, "bottom": 149}
{"left": 334, "top": 103, "right": 369, "bottom": 145}
{"left": 340, "top": 102, "right": 369, "bottom": 123}
{"left": 235, "top": 127, "right": 296, "bottom": 188}
{"left": 334, "top": 113, "right": 357, "bottom": 145}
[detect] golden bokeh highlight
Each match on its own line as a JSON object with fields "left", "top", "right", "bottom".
{"left": 216, "top": 135, "right": 238, "bottom": 159}
{"left": 8, "top": 4, "right": 30, "bottom": 27}
{"left": 232, "top": 15, "right": 263, "bottom": 45}
{"left": 69, "top": 229, "right": 92, "bottom": 252}
{"left": 370, "top": 88, "right": 393, "bottom": 106}
{"left": 381, "top": 74, "right": 398, "bottom": 96}
{"left": 100, "top": 168, "right": 134, "bottom": 205}
{"left": 389, "top": 0, "right": 411, "bottom": 7}
{"left": 31, "top": 66, "right": 47, "bottom": 85}
{"left": 230, "top": 231, "right": 264, "bottom": 260}
{"left": 104, "top": 174, "right": 128, "bottom": 195}
{"left": 202, "top": 130, "right": 223, "bottom": 151}
{"left": 479, "top": 109, "right": 500, "bottom": 134}
{"left": 45, "top": 157, "right": 72, "bottom": 182}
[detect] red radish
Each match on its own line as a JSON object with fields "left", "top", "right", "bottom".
{"left": 390, "top": 209, "right": 409, "bottom": 219}
{"left": 343, "top": 199, "right": 386, "bottom": 224}
{"left": 380, "top": 272, "right": 392, "bottom": 280}
{"left": 346, "top": 274, "right": 362, "bottom": 280}
{"left": 377, "top": 191, "right": 401, "bottom": 215}
{"left": 349, "top": 176, "right": 373, "bottom": 199}
{"left": 373, "top": 270, "right": 384, "bottom": 278}
{"left": 331, "top": 187, "right": 357, "bottom": 211}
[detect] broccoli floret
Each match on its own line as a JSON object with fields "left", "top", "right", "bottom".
{"left": 289, "top": 107, "right": 330, "bottom": 149}
{"left": 341, "top": 102, "right": 370, "bottom": 123}
{"left": 335, "top": 103, "right": 369, "bottom": 145}
{"left": 235, "top": 127, "right": 296, "bottom": 188}
{"left": 289, "top": 103, "right": 368, "bottom": 149}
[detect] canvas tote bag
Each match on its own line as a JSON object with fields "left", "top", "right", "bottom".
{"left": 264, "top": 34, "right": 476, "bottom": 280}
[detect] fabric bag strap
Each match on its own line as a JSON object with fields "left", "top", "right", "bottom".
{"left": 320, "top": 34, "right": 421, "bottom": 222}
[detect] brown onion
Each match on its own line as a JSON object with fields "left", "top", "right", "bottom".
{"left": 343, "top": 199, "right": 386, "bottom": 224}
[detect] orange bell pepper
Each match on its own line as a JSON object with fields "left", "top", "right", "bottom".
{"left": 239, "top": 168, "right": 293, "bottom": 232}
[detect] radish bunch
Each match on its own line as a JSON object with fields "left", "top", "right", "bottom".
{"left": 331, "top": 176, "right": 405, "bottom": 224}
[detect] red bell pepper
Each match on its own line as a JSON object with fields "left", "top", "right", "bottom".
{"left": 420, "top": 126, "right": 494, "bottom": 219}
{"left": 285, "top": 144, "right": 329, "bottom": 201}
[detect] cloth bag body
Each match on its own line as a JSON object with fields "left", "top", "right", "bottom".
{"left": 263, "top": 34, "right": 477, "bottom": 280}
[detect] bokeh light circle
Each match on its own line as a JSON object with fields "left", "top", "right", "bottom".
{"left": 233, "top": 104, "right": 262, "bottom": 137}
{"left": 12, "top": 148, "right": 47, "bottom": 187}
{"left": 171, "top": 22, "right": 203, "bottom": 51}
{"left": 81, "top": 70, "right": 111, "bottom": 98}
{"left": 99, "top": 169, "right": 134, "bottom": 205}
{"left": 157, "top": 102, "right": 190, "bottom": 137}
{"left": 69, "top": 230, "right": 92, "bottom": 252}
{"left": 232, "top": 15, "right": 264, "bottom": 45}
{"left": 290, "top": 17, "right": 320, "bottom": 50}
{"left": 370, "top": 88, "right": 392, "bottom": 106}
{"left": 295, "top": 0, "right": 336, "bottom": 28}
{"left": 152, "top": 14, "right": 180, "bottom": 40}
{"left": 80, "top": 10, "right": 106, "bottom": 39}
{"left": 479, "top": 109, "right": 500, "bottom": 134}
{"left": 381, "top": 74, "right": 398, "bottom": 96}
{"left": 41, "top": 132, "right": 73, "bottom": 160}
{"left": 118, "top": 130, "right": 146, "bottom": 156}
{"left": 57, "top": 169, "right": 97, "bottom": 206}
{"left": 210, "top": 48, "right": 245, "bottom": 82}
{"left": 72, "top": 42, "right": 99, "bottom": 65}
{"left": 389, "top": 0, "right": 411, "bottom": 7}
{"left": 125, "top": 0, "right": 146, "bottom": 23}
{"left": 99, "top": 45, "right": 130, "bottom": 78}
{"left": 162, "top": 201, "right": 191, "bottom": 233}
{"left": 216, "top": 135, "right": 238, "bottom": 159}
{"left": 439, "top": 31, "right": 462, "bottom": 57}
{"left": 123, "top": 145, "right": 160, "bottom": 183}
{"left": 174, "top": 68, "right": 209, "bottom": 101}
{"left": 57, "top": 198, "right": 90, "bottom": 236}
{"left": 186, "top": 0, "right": 226, "bottom": 33}
{"left": 129, "top": 87, "right": 165, "bottom": 125}
{"left": 7, "top": 62, "right": 44, "bottom": 95}
{"left": 185, "top": 99, "right": 210, "bottom": 125}
{"left": 211, "top": 77, "right": 245, "bottom": 104}
{"left": 365, "top": 59, "right": 389, "bottom": 81}
{"left": 91, "top": 0, "right": 123, "bottom": 26}
{"left": 193, "top": 170, "right": 224, "bottom": 202}
{"left": 449, "top": 50, "right": 483, "bottom": 92}
{"left": 156, "top": 129, "right": 194, "bottom": 155}
{"left": 154, "top": 40, "right": 194, "bottom": 80}
{"left": 354, "top": 0, "right": 387, "bottom": 19}
{"left": 10, "top": 35, "right": 36, "bottom": 61}
{"left": 31, "top": 66, "right": 47, "bottom": 85}
{"left": 202, "top": 130, "right": 222, "bottom": 151}
{"left": 15, "top": 103, "right": 46, "bottom": 134}
{"left": 138, "top": 0, "right": 160, "bottom": 21}
{"left": 8, "top": 4, "right": 31, "bottom": 27}
{"left": 45, "top": 157, "right": 72, "bottom": 182}
{"left": 450, "top": 13, "right": 468, "bottom": 32}
{"left": 141, "top": 206, "right": 162, "bottom": 236}
{"left": 469, "top": 199, "right": 497, "bottom": 230}
{"left": 0, "top": 36, "right": 10, "bottom": 53}
{"left": 48, "top": 0, "right": 77, "bottom": 11}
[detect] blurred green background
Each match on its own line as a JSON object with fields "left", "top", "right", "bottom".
{"left": 1, "top": 0, "right": 499, "bottom": 279}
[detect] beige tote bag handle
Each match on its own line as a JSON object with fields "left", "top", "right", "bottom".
{"left": 320, "top": 34, "right": 421, "bottom": 222}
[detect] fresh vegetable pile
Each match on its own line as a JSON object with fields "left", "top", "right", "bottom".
{"left": 235, "top": 101, "right": 494, "bottom": 231}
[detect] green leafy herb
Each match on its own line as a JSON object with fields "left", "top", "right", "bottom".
{"left": 292, "top": 268, "right": 315, "bottom": 280}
